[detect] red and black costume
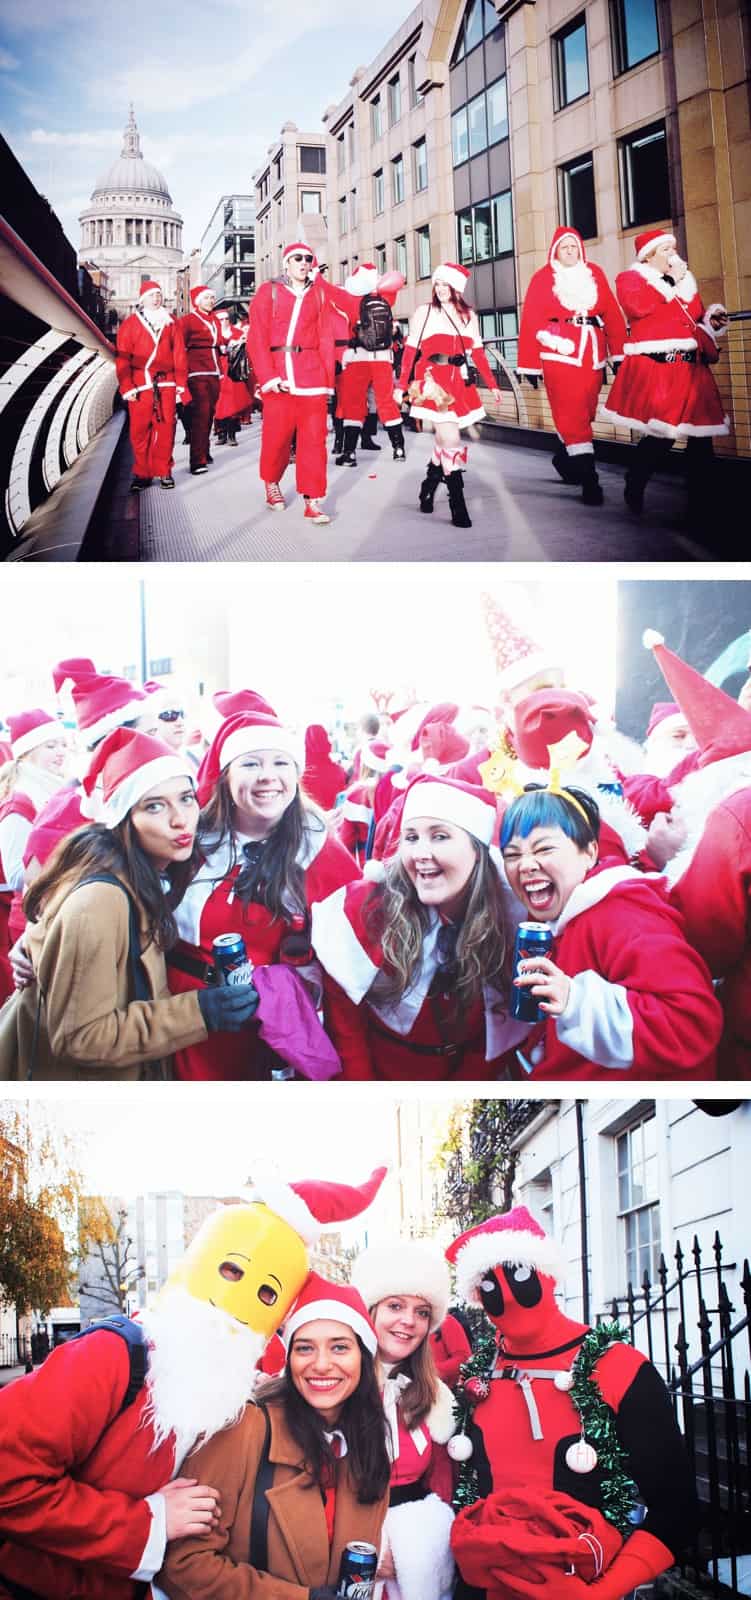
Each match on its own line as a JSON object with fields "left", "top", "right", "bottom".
{"left": 248, "top": 273, "right": 340, "bottom": 501}
{"left": 115, "top": 306, "right": 188, "bottom": 482}
{"left": 179, "top": 290, "right": 224, "bottom": 472}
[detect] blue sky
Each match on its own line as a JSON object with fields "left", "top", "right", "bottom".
{"left": 0, "top": 0, "right": 419, "bottom": 254}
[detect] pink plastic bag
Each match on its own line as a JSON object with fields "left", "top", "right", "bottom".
{"left": 253, "top": 965, "right": 341, "bottom": 1081}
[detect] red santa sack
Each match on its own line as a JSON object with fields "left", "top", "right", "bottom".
{"left": 451, "top": 1488, "right": 623, "bottom": 1600}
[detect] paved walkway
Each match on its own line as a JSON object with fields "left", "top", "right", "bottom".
{"left": 133, "top": 421, "right": 716, "bottom": 563}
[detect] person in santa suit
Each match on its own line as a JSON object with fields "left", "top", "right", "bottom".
{"left": 600, "top": 229, "right": 729, "bottom": 521}
{"left": 332, "top": 263, "right": 407, "bottom": 467}
{"left": 445, "top": 1206, "right": 697, "bottom": 1600}
{"left": 179, "top": 285, "right": 224, "bottom": 476}
{"left": 640, "top": 628, "right": 751, "bottom": 1077}
{"left": 115, "top": 281, "right": 188, "bottom": 492}
{"left": 498, "top": 780, "right": 722, "bottom": 1081}
{"left": 248, "top": 243, "right": 343, "bottom": 525}
{"left": 395, "top": 263, "right": 503, "bottom": 529}
{"left": 166, "top": 709, "right": 360, "bottom": 1081}
{"left": 213, "top": 308, "right": 255, "bottom": 446}
{"left": 337, "top": 739, "right": 395, "bottom": 867}
{"left": 516, "top": 227, "right": 625, "bottom": 505}
{"left": 301, "top": 723, "right": 349, "bottom": 813}
{"left": 0, "top": 709, "right": 68, "bottom": 1001}
{"left": 0, "top": 1167, "right": 386, "bottom": 1600}
{"left": 312, "top": 773, "right": 530, "bottom": 1082}
{"left": 351, "top": 1241, "right": 459, "bottom": 1600}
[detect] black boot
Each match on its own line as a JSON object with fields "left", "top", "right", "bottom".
{"left": 447, "top": 469, "right": 472, "bottom": 528}
{"left": 551, "top": 446, "right": 581, "bottom": 485}
{"left": 389, "top": 422, "right": 406, "bottom": 461}
{"left": 419, "top": 460, "right": 443, "bottom": 513}
{"left": 360, "top": 412, "right": 381, "bottom": 450}
{"left": 332, "top": 417, "right": 344, "bottom": 455}
{"left": 336, "top": 425, "right": 359, "bottom": 467}
{"left": 624, "top": 436, "right": 670, "bottom": 514}
{"left": 580, "top": 455, "right": 604, "bottom": 506}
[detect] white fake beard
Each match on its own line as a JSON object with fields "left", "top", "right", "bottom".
{"left": 552, "top": 259, "right": 598, "bottom": 315}
{"left": 140, "top": 304, "right": 172, "bottom": 333}
{"left": 139, "top": 1287, "right": 267, "bottom": 1466}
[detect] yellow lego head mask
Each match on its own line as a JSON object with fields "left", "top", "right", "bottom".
{"left": 167, "top": 1168, "right": 388, "bottom": 1337}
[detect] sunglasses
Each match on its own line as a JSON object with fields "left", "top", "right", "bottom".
{"left": 289, "top": 254, "right": 314, "bottom": 264}
{"left": 158, "top": 708, "right": 184, "bottom": 722}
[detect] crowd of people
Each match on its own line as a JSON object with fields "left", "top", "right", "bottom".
{"left": 0, "top": 1176, "right": 697, "bottom": 1600}
{"left": 1, "top": 604, "right": 749, "bottom": 1081}
{"left": 114, "top": 224, "right": 729, "bottom": 532}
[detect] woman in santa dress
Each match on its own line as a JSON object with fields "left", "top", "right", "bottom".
{"left": 395, "top": 264, "right": 503, "bottom": 529}
{"left": 115, "top": 280, "right": 188, "bottom": 491}
{"left": 600, "top": 228, "right": 729, "bottom": 522}
{"left": 213, "top": 308, "right": 255, "bottom": 446}
{"left": 352, "top": 1241, "right": 458, "bottom": 1600}
{"left": 312, "top": 773, "right": 529, "bottom": 1082}
{"left": 0, "top": 709, "right": 68, "bottom": 1001}
{"left": 167, "top": 710, "right": 361, "bottom": 1081}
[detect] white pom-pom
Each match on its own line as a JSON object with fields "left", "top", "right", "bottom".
{"left": 642, "top": 629, "right": 665, "bottom": 650}
{"left": 554, "top": 1369, "right": 574, "bottom": 1392}
{"left": 362, "top": 858, "right": 386, "bottom": 883}
{"left": 565, "top": 1439, "right": 598, "bottom": 1474}
{"left": 447, "top": 1433, "right": 473, "bottom": 1462}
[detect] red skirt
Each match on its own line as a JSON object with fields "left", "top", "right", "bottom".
{"left": 601, "top": 352, "right": 728, "bottom": 439}
{"left": 408, "top": 359, "right": 486, "bottom": 427}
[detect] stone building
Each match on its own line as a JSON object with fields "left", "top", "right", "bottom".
{"left": 78, "top": 106, "right": 185, "bottom": 324}
{"left": 253, "top": 124, "right": 328, "bottom": 284}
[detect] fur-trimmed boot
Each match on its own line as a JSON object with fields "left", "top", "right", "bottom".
{"left": 389, "top": 422, "right": 406, "bottom": 461}
{"left": 335, "top": 425, "right": 359, "bottom": 467}
{"left": 447, "top": 469, "right": 472, "bottom": 528}
{"left": 418, "top": 460, "right": 443, "bottom": 513}
{"left": 580, "top": 455, "right": 604, "bottom": 506}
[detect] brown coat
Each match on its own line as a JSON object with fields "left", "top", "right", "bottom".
{"left": 17, "top": 876, "right": 206, "bottom": 1080}
{"left": 160, "top": 1400, "right": 388, "bottom": 1600}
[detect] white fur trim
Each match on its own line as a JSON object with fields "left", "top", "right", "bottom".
{"left": 701, "top": 305, "right": 727, "bottom": 344}
{"left": 426, "top": 1379, "right": 458, "bottom": 1443}
{"left": 674, "top": 270, "right": 698, "bottom": 302}
{"left": 342, "top": 799, "right": 372, "bottom": 824}
{"left": 383, "top": 1493, "right": 455, "bottom": 1600}
{"left": 622, "top": 338, "right": 697, "bottom": 354}
{"left": 81, "top": 696, "right": 149, "bottom": 747}
{"left": 667, "top": 751, "right": 751, "bottom": 883}
{"left": 433, "top": 264, "right": 469, "bottom": 293}
{"left": 596, "top": 789, "right": 647, "bottom": 857}
{"left": 454, "top": 1227, "right": 565, "bottom": 1306}
{"left": 352, "top": 1241, "right": 449, "bottom": 1330}
{"left": 246, "top": 1179, "right": 320, "bottom": 1246}
{"left": 402, "top": 781, "right": 494, "bottom": 845}
{"left": 643, "top": 629, "right": 665, "bottom": 649}
{"left": 11, "top": 721, "right": 61, "bottom": 758}
{"left": 536, "top": 330, "right": 576, "bottom": 355}
{"left": 567, "top": 442, "right": 594, "bottom": 456}
{"left": 496, "top": 647, "right": 557, "bottom": 694}
{"left": 220, "top": 724, "right": 303, "bottom": 769}
{"left": 631, "top": 262, "right": 677, "bottom": 301}
{"left": 363, "top": 858, "right": 386, "bottom": 882}
{"left": 282, "top": 1297, "right": 377, "bottom": 1355}
{"left": 598, "top": 404, "right": 730, "bottom": 439}
{"left": 89, "top": 756, "right": 193, "bottom": 828}
{"left": 636, "top": 232, "right": 676, "bottom": 262}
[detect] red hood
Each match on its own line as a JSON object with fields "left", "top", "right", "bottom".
{"left": 305, "top": 723, "right": 332, "bottom": 761}
{"left": 548, "top": 225, "right": 587, "bottom": 266}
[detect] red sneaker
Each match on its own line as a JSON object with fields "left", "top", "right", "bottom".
{"left": 303, "top": 499, "right": 331, "bottom": 525}
{"left": 265, "top": 481, "right": 285, "bottom": 511}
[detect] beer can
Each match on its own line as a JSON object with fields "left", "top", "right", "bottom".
{"left": 212, "top": 933, "right": 254, "bottom": 987}
{"left": 270, "top": 1064, "right": 296, "bottom": 1081}
{"left": 511, "top": 921, "right": 554, "bottom": 1023}
{"left": 337, "top": 1542, "right": 378, "bottom": 1600}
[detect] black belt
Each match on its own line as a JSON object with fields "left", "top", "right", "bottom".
{"left": 167, "top": 947, "right": 220, "bottom": 985}
{"left": 564, "top": 316, "right": 603, "bottom": 327}
{"left": 428, "top": 353, "right": 466, "bottom": 366}
{"left": 369, "top": 1019, "right": 484, "bottom": 1059}
{"left": 389, "top": 1482, "right": 430, "bottom": 1507}
{"left": 647, "top": 349, "right": 697, "bottom": 364}
{"left": 270, "top": 344, "right": 304, "bottom": 352}
{"left": 335, "top": 340, "right": 350, "bottom": 348}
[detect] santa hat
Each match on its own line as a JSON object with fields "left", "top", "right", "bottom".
{"left": 69, "top": 672, "right": 148, "bottom": 747}
{"left": 8, "top": 709, "right": 62, "bottom": 760}
{"left": 81, "top": 727, "right": 194, "bottom": 828}
{"left": 351, "top": 1240, "right": 449, "bottom": 1331}
{"left": 411, "top": 702, "right": 460, "bottom": 752}
{"left": 23, "top": 788, "right": 86, "bottom": 869}
{"left": 482, "top": 595, "right": 560, "bottom": 695}
{"left": 432, "top": 262, "right": 470, "bottom": 295}
{"left": 446, "top": 1206, "right": 565, "bottom": 1307}
{"left": 282, "top": 241, "right": 315, "bottom": 263}
{"left": 138, "top": 280, "right": 162, "bottom": 300}
{"left": 643, "top": 629, "right": 751, "bottom": 767}
{"left": 280, "top": 1270, "right": 378, "bottom": 1355}
{"left": 362, "top": 739, "right": 394, "bottom": 774}
{"left": 547, "top": 225, "right": 587, "bottom": 266}
{"left": 191, "top": 285, "right": 214, "bottom": 306}
{"left": 645, "top": 700, "right": 682, "bottom": 739}
{"left": 249, "top": 1166, "right": 387, "bottom": 1251}
{"left": 401, "top": 773, "right": 498, "bottom": 846}
{"left": 419, "top": 722, "right": 470, "bottom": 767}
{"left": 51, "top": 657, "right": 97, "bottom": 693}
{"left": 345, "top": 263, "right": 379, "bottom": 295}
{"left": 513, "top": 689, "right": 596, "bottom": 770}
{"left": 212, "top": 689, "right": 277, "bottom": 720}
{"left": 196, "top": 711, "right": 304, "bottom": 807}
{"left": 634, "top": 229, "right": 676, "bottom": 261}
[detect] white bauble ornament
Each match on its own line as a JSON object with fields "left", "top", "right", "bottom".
{"left": 448, "top": 1434, "right": 474, "bottom": 1462}
{"left": 565, "top": 1438, "right": 598, "bottom": 1474}
{"left": 554, "top": 1370, "right": 574, "bottom": 1392}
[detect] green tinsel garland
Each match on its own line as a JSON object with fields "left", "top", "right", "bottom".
{"left": 451, "top": 1318, "right": 639, "bottom": 1533}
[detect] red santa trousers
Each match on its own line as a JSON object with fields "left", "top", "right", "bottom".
{"left": 337, "top": 361, "right": 401, "bottom": 427}
{"left": 260, "top": 390, "right": 328, "bottom": 498}
{"left": 188, "top": 375, "right": 220, "bottom": 470}
{"left": 127, "top": 388, "right": 177, "bottom": 477}
{"left": 543, "top": 360, "right": 603, "bottom": 452}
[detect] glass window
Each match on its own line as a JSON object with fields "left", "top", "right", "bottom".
{"left": 300, "top": 190, "right": 321, "bottom": 213}
{"left": 416, "top": 224, "right": 431, "bottom": 278}
{"left": 337, "top": 134, "right": 345, "bottom": 173}
{"left": 468, "top": 92, "right": 488, "bottom": 157}
{"left": 611, "top": 0, "right": 660, "bottom": 74}
{"left": 373, "top": 168, "right": 385, "bottom": 214}
{"left": 474, "top": 199, "right": 493, "bottom": 260}
{"left": 619, "top": 120, "right": 670, "bottom": 226}
{"left": 483, "top": 0, "right": 500, "bottom": 32}
{"left": 375, "top": 242, "right": 387, "bottom": 274}
{"left": 464, "top": 0, "right": 483, "bottom": 52}
{"left": 371, "top": 96, "right": 383, "bottom": 139}
{"left": 501, "top": 307, "right": 519, "bottom": 368}
{"left": 394, "top": 235, "right": 408, "bottom": 277}
{"left": 558, "top": 153, "right": 597, "bottom": 238}
{"left": 414, "top": 137, "right": 428, "bottom": 192}
{"left": 388, "top": 74, "right": 402, "bottom": 125}
{"left": 457, "top": 208, "right": 474, "bottom": 264}
{"left": 552, "top": 15, "right": 589, "bottom": 109}
{"left": 616, "top": 1116, "right": 661, "bottom": 1287}
{"left": 452, "top": 106, "right": 469, "bottom": 166}
{"left": 339, "top": 195, "right": 348, "bottom": 233}
{"left": 300, "top": 145, "right": 326, "bottom": 174}
{"left": 492, "top": 189, "right": 513, "bottom": 255}
{"left": 487, "top": 77, "right": 508, "bottom": 143}
{"left": 408, "top": 54, "right": 423, "bottom": 106}
{"left": 392, "top": 154, "right": 405, "bottom": 205}
{"left": 348, "top": 122, "right": 356, "bottom": 161}
{"left": 350, "top": 188, "right": 357, "bottom": 229}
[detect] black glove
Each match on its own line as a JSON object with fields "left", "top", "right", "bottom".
{"left": 515, "top": 371, "right": 540, "bottom": 389}
{"left": 309, "top": 1590, "right": 340, "bottom": 1600}
{"left": 197, "top": 982, "right": 259, "bottom": 1033}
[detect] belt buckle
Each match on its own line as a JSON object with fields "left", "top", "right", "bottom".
{"left": 665, "top": 349, "right": 677, "bottom": 364}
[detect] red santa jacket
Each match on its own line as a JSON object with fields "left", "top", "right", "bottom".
{"left": 179, "top": 309, "right": 223, "bottom": 379}
{"left": 516, "top": 861, "right": 722, "bottom": 1081}
{"left": 0, "top": 1331, "right": 175, "bottom": 1600}
{"left": 614, "top": 262, "right": 720, "bottom": 360}
{"left": 517, "top": 227, "right": 625, "bottom": 374}
{"left": 336, "top": 780, "right": 375, "bottom": 864}
{"left": 115, "top": 311, "right": 188, "bottom": 397}
{"left": 247, "top": 278, "right": 339, "bottom": 396}
{"left": 431, "top": 1313, "right": 472, "bottom": 1386}
{"left": 671, "top": 784, "right": 751, "bottom": 1078}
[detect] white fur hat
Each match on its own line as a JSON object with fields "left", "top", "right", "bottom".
{"left": 351, "top": 1240, "right": 450, "bottom": 1332}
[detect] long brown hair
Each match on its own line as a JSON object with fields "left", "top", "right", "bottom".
{"left": 256, "top": 1339, "right": 390, "bottom": 1503}
{"left": 198, "top": 773, "right": 313, "bottom": 920}
{"left": 431, "top": 285, "right": 472, "bottom": 323}
{"left": 24, "top": 820, "right": 198, "bottom": 952}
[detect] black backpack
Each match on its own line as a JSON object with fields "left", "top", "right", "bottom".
{"left": 356, "top": 293, "right": 393, "bottom": 353}
{"left": 67, "top": 1314, "right": 148, "bottom": 1414}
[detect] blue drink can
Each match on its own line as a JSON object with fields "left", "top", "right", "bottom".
{"left": 212, "top": 933, "right": 254, "bottom": 987}
{"left": 338, "top": 1541, "right": 378, "bottom": 1600}
{"left": 511, "top": 922, "right": 554, "bottom": 1023}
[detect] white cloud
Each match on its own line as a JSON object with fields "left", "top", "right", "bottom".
{"left": 29, "top": 127, "right": 122, "bottom": 148}
{"left": 0, "top": 46, "right": 20, "bottom": 68}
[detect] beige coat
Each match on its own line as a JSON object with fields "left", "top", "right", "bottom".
{"left": 161, "top": 1400, "right": 388, "bottom": 1600}
{"left": 17, "top": 876, "right": 206, "bottom": 1080}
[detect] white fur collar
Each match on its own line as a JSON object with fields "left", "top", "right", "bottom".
{"left": 666, "top": 752, "right": 751, "bottom": 883}
{"left": 554, "top": 864, "right": 659, "bottom": 933}
{"left": 631, "top": 261, "right": 698, "bottom": 306}
{"left": 426, "top": 1378, "right": 459, "bottom": 1443}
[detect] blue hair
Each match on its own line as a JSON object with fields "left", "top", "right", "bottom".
{"left": 500, "top": 785, "right": 600, "bottom": 851}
